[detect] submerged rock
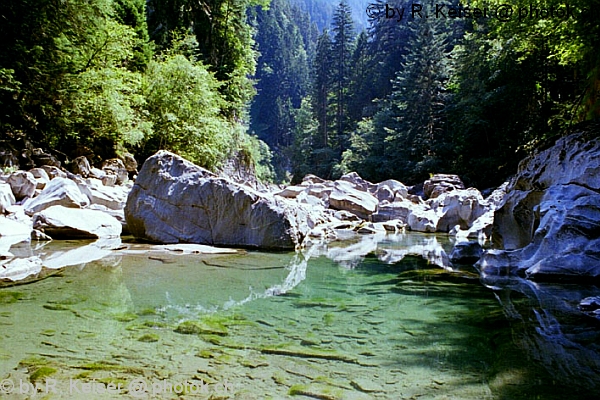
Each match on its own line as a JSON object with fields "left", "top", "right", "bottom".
{"left": 478, "top": 124, "right": 600, "bottom": 280}
{"left": 125, "top": 151, "right": 315, "bottom": 249}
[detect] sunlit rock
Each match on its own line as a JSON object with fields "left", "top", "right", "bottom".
{"left": 33, "top": 205, "right": 122, "bottom": 239}
{"left": 126, "top": 151, "right": 315, "bottom": 249}
{"left": 23, "top": 177, "right": 89, "bottom": 215}
{"left": 429, "top": 188, "right": 487, "bottom": 232}
{"left": 479, "top": 126, "right": 600, "bottom": 280}
{"left": 328, "top": 180, "right": 378, "bottom": 219}
{"left": 29, "top": 167, "right": 50, "bottom": 190}
{"left": 0, "top": 182, "right": 15, "bottom": 213}
{"left": 423, "top": 174, "right": 465, "bottom": 199}
{"left": 0, "top": 256, "right": 43, "bottom": 281}
{"left": 7, "top": 170, "right": 36, "bottom": 200}
{"left": 0, "top": 216, "right": 31, "bottom": 237}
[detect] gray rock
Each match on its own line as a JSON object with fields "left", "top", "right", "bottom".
{"left": 339, "top": 171, "right": 371, "bottom": 192}
{"left": 0, "top": 256, "right": 43, "bottom": 282}
{"left": 449, "top": 241, "right": 483, "bottom": 264}
{"left": 430, "top": 188, "right": 487, "bottom": 232}
{"left": 372, "top": 200, "right": 413, "bottom": 223}
{"left": 0, "top": 182, "right": 15, "bottom": 213}
{"left": 328, "top": 180, "right": 378, "bottom": 219}
{"left": 33, "top": 205, "right": 122, "bottom": 239}
{"left": 8, "top": 171, "right": 36, "bottom": 200}
{"left": 0, "top": 216, "right": 32, "bottom": 237}
{"left": 23, "top": 177, "right": 89, "bottom": 215}
{"left": 423, "top": 174, "right": 465, "bottom": 199}
{"left": 102, "top": 158, "right": 128, "bottom": 184}
{"left": 407, "top": 207, "right": 438, "bottom": 232}
{"left": 377, "top": 179, "right": 408, "bottom": 199}
{"left": 478, "top": 127, "right": 600, "bottom": 280}
{"left": 125, "top": 151, "right": 314, "bottom": 249}
{"left": 40, "top": 165, "right": 67, "bottom": 180}
{"left": 29, "top": 168, "right": 50, "bottom": 190}
{"left": 71, "top": 156, "right": 91, "bottom": 177}
{"left": 275, "top": 185, "right": 306, "bottom": 198}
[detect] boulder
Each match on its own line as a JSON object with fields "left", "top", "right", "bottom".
{"left": 29, "top": 168, "right": 50, "bottom": 190}
{"left": 449, "top": 241, "right": 483, "bottom": 265}
{"left": 339, "top": 171, "right": 370, "bottom": 192}
{"left": 0, "top": 256, "right": 43, "bottom": 282}
{"left": 40, "top": 165, "right": 67, "bottom": 180}
{"left": 102, "top": 158, "right": 128, "bottom": 184}
{"left": 275, "top": 185, "right": 306, "bottom": 198}
{"left": 407, "top": 207, "right": 438, "bottom": 233}
{"left": 0, "top": 216, "right": 31, "bottom": 237}
{"left": 125, "top": 151, "right": 315, "bottom": 249}
{"left": 31, "top": 148, "right": 61, "bottom": 168}
{"left": 423, "top": 174, "right": 465, "bottom": 199}
{"left": 23, "top": 177, "right": 89, "bottom": 215}
{"left": 430, "top": 188, "right": 487, "bottom": 232}
{"left": 7, "top": 171, "right": 36, "bottom": 200}
{"left": 122, "top": 152, "right": 138, "bottom": 176}
{"left": 33, "top": 205, "right": 122, "bottom": 239}
{"left": 377, "top": 179, "right": 408, "bottom": 199}
{"left": 478, "top": 125, "right": 600, "bottom": 280}
{"left": 301, "top": 174, "right": 327, "bottom": 185}
{"left": 0, "top": 182, "right": 15, "bottom": 213}
{"left": 328, "top": 180, "right": 378, "bottom": 219}
{"left": 372, "top": 200, "right": 413, "bottom": 223}
{"left": 71, "top": 156, "right": 91, "bottom": 177}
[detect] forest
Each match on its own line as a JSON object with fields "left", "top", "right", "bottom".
{"left": 1, "top": 0, "right": 599, "bottom": 189}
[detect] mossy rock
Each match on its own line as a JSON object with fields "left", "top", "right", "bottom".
{"left": 174, "top": 320, "right": 228, "bottom": 336}
{"left": 47, "top": 294, "right": 87, "bottom": 305}
{"left": 30, "top": 366, "right": 57, "bottom": 383}
{"left": 137, "top": 333, "right": 160, "bottom": 343}
{"left": 0, "top": 291, "right": 24, "bottom": 304}
{"left": 113, "top": 312, "right": 138, "bottom": 322}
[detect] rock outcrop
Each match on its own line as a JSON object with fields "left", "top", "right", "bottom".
{"left": 125, "top": 151, "right": 316, "bottom": 249}
{"left": 478, "top": 124, "right": 600, "bottom": 280}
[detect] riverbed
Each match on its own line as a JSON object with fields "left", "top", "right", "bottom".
{"left": 1, "top": 233, "right": 598, "bottom": 399}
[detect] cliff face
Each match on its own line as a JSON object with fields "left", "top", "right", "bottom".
{"left": 478, "top": 121, "right": 600, "bottom": 281}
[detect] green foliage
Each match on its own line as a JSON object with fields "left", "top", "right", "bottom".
{"left": 142, "top": 46, "right": 231, "bottom": 170}
{"left": 239, "top": 133, "right": 276, "bottom": 182}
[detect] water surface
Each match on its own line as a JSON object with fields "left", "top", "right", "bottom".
{"left": 1, "top": 233, "right": 598, "bottom": 399}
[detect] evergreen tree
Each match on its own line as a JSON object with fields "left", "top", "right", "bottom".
{"left": 330, "top": 0, "right": 355, "bottom": 154}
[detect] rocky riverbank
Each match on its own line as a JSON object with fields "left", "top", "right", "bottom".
{"left": 2, "top": 121, "right": 599, "bottom": 287}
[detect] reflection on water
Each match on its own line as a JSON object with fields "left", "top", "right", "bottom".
{"left": 0, "top": 233, "right": 598, "bottom": 399}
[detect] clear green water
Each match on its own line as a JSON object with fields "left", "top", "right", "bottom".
{"left": 0, "top": 234, "right": 598, "bottom": 399}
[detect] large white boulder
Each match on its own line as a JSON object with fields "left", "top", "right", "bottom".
{"left": 429, "top": 188, "right": 488, "bottom": 232}
{"left": 328, "top": 180, "right": 378, "bottom": 219}
{"left": 125, "top": 151, "right": 315, "bottom": 249}
{"left": 32, "top": 205, "right": 122, "bottom": 239}
{"left": 23, "top": 177, "right": 90, "bottom": 215}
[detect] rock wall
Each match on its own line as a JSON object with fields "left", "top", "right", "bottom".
{"left": 478, "top": 122, "right": 600, "bottom": 280}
